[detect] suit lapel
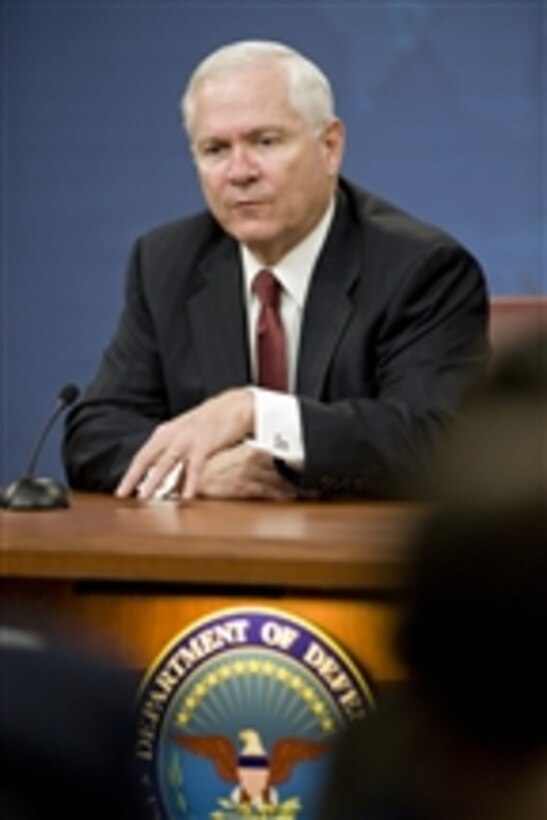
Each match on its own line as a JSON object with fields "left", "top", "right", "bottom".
{"left": 187, "top": 239, "right": 250, "bottom": 395}
{"left": 297, "top": 193, "right": 362, "bottom": 396}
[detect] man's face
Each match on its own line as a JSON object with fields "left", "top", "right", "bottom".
{"left": 190, "top": 62, "right": 344, "bottom": 266}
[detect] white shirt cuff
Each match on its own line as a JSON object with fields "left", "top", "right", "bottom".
{"left": 250, "top": 387, "right": 304, "bottom": 467}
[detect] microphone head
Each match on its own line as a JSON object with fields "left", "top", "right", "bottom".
{"left": 58, "top": 383, "right": 80, "bottom": 407}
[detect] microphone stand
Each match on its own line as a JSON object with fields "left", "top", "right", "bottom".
{"left": 2, "top": 385, "right": 79, "bottom": 511}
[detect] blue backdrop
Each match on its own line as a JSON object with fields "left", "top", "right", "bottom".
{"left": 2, "top": 1, "right": 545, "bottom": 485}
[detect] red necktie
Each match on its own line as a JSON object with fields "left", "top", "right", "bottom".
{"left": 253, "top": 269, "right": 288, "bottom": 392}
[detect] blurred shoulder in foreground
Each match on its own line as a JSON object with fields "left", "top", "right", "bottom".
{"left": 0, "top": 607, "right": 145, "bottom": 819}
{"left": 319, "top": 330, "right": 547, "bottom": 820}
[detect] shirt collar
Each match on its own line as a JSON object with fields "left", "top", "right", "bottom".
{"left": 241, "top": 198, "right": 336, "bottom": 308}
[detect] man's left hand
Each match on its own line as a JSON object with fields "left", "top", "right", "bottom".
{"left": 115, "top": 388, "right": 254, "bottom": 500}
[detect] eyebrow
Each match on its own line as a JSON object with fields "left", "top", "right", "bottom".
{"left": 197, "top": 125, "right": 288, "bottom": 144}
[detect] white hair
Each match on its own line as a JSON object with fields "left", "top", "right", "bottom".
{"left": 181, "top": 40, "right": 336, "bottom": 139}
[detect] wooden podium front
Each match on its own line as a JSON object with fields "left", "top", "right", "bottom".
{"left": 1, "top": 494, "right": 423, "bottom": 687}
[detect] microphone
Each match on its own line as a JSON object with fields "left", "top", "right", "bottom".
{"left": 2, "top": 384, "right": 80, "bottom": 511}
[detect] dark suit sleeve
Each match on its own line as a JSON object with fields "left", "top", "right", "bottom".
{"left": 294, "top": 244, "right": 489, "bottom": 499}
{"left": 63, "top": 239, "right": 169, "bottom": 491}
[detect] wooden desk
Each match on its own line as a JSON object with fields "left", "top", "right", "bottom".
{"left": 1, "top": 494, "right": 424, "bottom": 685}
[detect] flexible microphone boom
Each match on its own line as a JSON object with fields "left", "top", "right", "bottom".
{"left": 2, "top": 383, "right": 80, "bottom": 511}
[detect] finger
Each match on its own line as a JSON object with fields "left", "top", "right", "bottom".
{"left": 247, "top": 481, "right": 295, "bottom": 500}
{"left": 261, "top": 474, "right": 298, "bottom": 499}
{"left": 138, "top": 461, "right": 185, "bottom": 501}
{"left": 181, "top": 451, "right": 207, "bottom": 500}
{"left": 115, "top": 449, "right": 156, "bottom": 497}
{"left": 137, "top": 450, "right": 184, "bottom": 500}
{"left": 254, "top": 462, "right": 293, "bottom": 491}
{"left": 115, "top": 424, "right": 175, "bottom": 497}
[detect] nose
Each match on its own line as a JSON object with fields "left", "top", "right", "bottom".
{"left": 226, "top": 144, "right": 259, "bottom": 184}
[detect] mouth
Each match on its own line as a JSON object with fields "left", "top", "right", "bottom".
{"left": 232, "top": 199, "right": 266, "bottom": 209}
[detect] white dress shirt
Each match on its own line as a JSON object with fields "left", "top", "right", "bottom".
{"left": 242, "top": 199, "right": 335, "bottom": 465}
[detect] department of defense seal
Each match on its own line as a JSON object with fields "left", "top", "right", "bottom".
{"left": 136, "top": 607, "right": 375, "bottom": 819}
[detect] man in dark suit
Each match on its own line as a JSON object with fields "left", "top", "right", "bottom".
{"left": 63, "top": 40, "right": 488, "bottom": 501}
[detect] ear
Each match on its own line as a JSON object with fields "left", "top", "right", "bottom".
{"left": 321, "top": 119, "right": 345, "bottom": 176}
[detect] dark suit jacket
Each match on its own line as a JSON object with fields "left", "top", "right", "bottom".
{"left": 63, "top": 179, "right": 488, "bottom": 498}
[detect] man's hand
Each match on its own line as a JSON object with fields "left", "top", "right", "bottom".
{"left": 115, "top": 388, "right": 254, "bottom": 500}
{"left": 197, "top": 443, "right": 296, "bottom": 500}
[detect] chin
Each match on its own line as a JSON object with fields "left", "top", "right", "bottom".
{"left": 230, "top": 226, "right": 278, "bottom": 249}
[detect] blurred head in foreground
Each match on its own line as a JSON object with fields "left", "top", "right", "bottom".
{"left": 0, "top": 609, "right": 144, "bottom": 819}
{"left": 320, "top": 330, "right": 547, "bottom": 820}
{"left": 400, "top": 329, "right": 547, "bottom": 749}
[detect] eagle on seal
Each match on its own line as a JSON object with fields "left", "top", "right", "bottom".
{"left": 172, "top": 728, "right": 329, "bottom": 808}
